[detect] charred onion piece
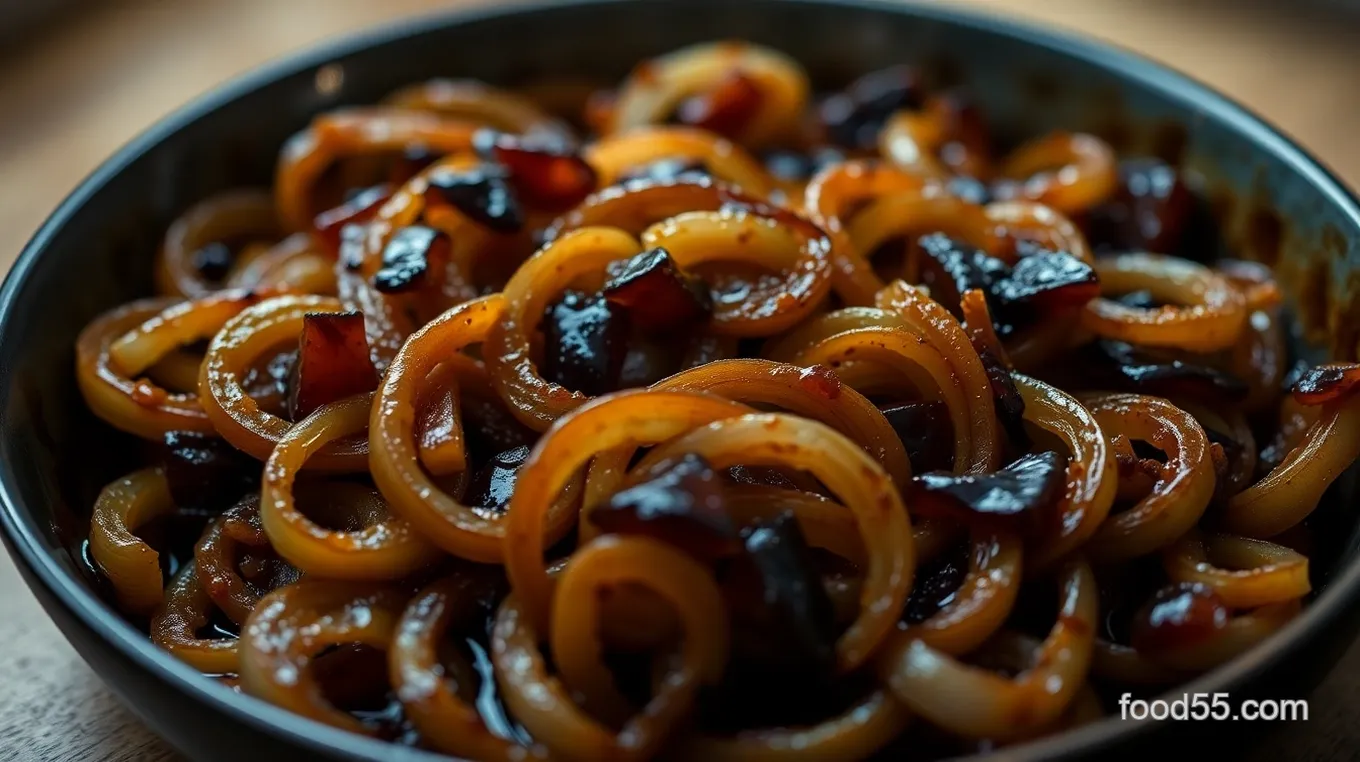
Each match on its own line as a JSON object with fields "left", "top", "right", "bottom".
{"left": 880, "top": 401, "right": 955, "bottom": 474}
{"left": 372, "top": 225, "right": 450, "bottom": 293}
{"left": 978, "top": 348, "right": 1028, "bottom": 451}
{"left": 917, "top": 233, "right": 1096, "bottom": 333}
{"left": 425, "top": 164, "right": 524, "bottom": 234}
{"left": 908, "top": 450, "right": 1068, "bottom": 536}
{"left": 287, "top": 311, "right": 378, "bottom": 421}
{"left": 589, "top": 452, "right": 740, "bottom": 562}
{"left": 729, "top": 511, "right": 839, "bottom": 677}
{"left": 917, "top": 232, "right": 1008, "bottom": 313}
{"left": 192, "top": 242, "right": 233, "bottom": 283}
{"left": 671, "top": 71, "right": 765, "bottom": 139}
{"left": 473, "top": 128, "right": 597, "bottom": 211}
{"left": 1292, "top": 362, "right": 1360, "bottom": 406}
{"left": 819, "top": 65, "right": 923, "bottom": 150}
{"left": 312, "top": 184, "right": 393, "bottom": 255}
{"left": 540, "top": 290, "right": 630, "bottom": 396}
{"left": 1129, "top": 582, "right": 1230, "bottom": 655}
{"left": 1082, "top": 158, "right": 1194, "bottom": 254}
{"left": 997, "top": 249, "right": 1099, "bottom": 310}
{"left": 602, "top": 247, "right": 713, "bottom": 333}
{"left": 465, "top": 445, "right": 530, "bottom": 515}
{"left": 902, "top": 541, "right": 969, "bottom": 624}
{"left": 160, "top": 430, "right": 258, "bottom": 512}
{"left": 1084, "top": 339, "right": 1248, "bottom": 400}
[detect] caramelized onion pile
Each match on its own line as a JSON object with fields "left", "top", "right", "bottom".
{"left": 74, "top": 40, "right": 1357, "bottom": 760}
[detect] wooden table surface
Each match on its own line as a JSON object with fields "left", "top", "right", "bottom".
{"left": 3, "top": 0, "right": 1360, "bottom": 759}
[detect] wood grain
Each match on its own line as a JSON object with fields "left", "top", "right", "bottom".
{"left": 1, "top": 0, "right": 1359, "bottom": 759}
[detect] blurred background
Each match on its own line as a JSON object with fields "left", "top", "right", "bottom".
{"left": 2, "top": 0, "right": 1360, "bottom": 759}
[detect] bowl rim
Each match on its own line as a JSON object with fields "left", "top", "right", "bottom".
{"left": 2, "top": 0, "right": 1359, "bottom": 759}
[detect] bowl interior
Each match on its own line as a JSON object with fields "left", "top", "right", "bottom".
{"left": 3, "top": 0, "right": 1360, "bottom": 759}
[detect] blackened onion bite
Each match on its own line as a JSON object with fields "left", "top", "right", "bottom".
{"left": 916, "top": 232, "right": 1099, "bottom": 335}
{"left": 818, "top": 64, "right": 924, "bottom": 151}
{"left": 602, "top": 246, "right": 714, "bottom": 334}
{"left": 588, "top": 452, "right": 741, "bottom": 563}
{"left": 539, "top": 246, "right": 716, "bottom": 397}
{"left": 424, "top": 164, "right": 524, "bottom": 235}
{"left": 907, "top": 450, "right": 1069, "bottom": 538}
{"left": 1102, "top": 341, "right": 1247, "bottom": 403}
{"left": 1291, "top": 362, "right": 1360, "bottom": 406}
{"left": 287, "top": 311, "right": 379, "bottom": 421}
{"left": 1080, "top": 157, "right": 1196, "bottom": 255}
{"left": 373, "top": 225, "right": 452, "bottom": 293}
{"left": 539, "top": 290, "right": 631, "bottom": 396}
{"left": 472, "top": 128, "right": 598, "bottom": 212}
{"left": 880, "top": 401, "right": 956, "bottom": 474}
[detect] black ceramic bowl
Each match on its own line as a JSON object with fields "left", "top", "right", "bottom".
{"left": 4, "top": 1, "right": 1360, "bottom": 760}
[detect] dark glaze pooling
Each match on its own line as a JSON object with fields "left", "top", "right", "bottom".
{"left": 160, "top": 431, "right": 259, "bottom": 513}
{"left": 908, "top": 450, "right": 1068, "bottom": 537}
{"left": 373, "top": 225, "right": 450, "bottom": 293}
{"left": 1130, "top": 582, "right": 1230, "bottom": 654}
{"left": 540, "top": 289, "right": 629, "bottom": 396}
{"left": 589, "top": 452, "right": 740, "bottom": 562}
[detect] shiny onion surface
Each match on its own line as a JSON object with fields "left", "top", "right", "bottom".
{"left": 74, "top": 41, "right": 1357, "bottom": 760}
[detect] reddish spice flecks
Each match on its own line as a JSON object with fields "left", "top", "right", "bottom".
{"left": 589, "top": 452, "right": 741, "bottom": 562}
{"left": 1129, "top": 582, "right": 1230, "bottom": 654}
{"left": 287, "top": 311, "right": 379, "bottom": 421}
{"left": 796, "top": 364, "right": 842, "bottom": 401}
{"left": 312, "top": 184, "right": 393, "bottom": 256}
{"left": 1291, "top": 363, "right": 1360, "bottom": 406}
{"left": 473, "top": 129, "right": 597, "bottom": 212}
{"left": 602, "top": 247, "right": 713, "bottom": 333}
{"left": 672, "top": 71, "right": 765, "bottom": 139}
{"left": 907, "top": 450, "right": 1068, "bottom": 537}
